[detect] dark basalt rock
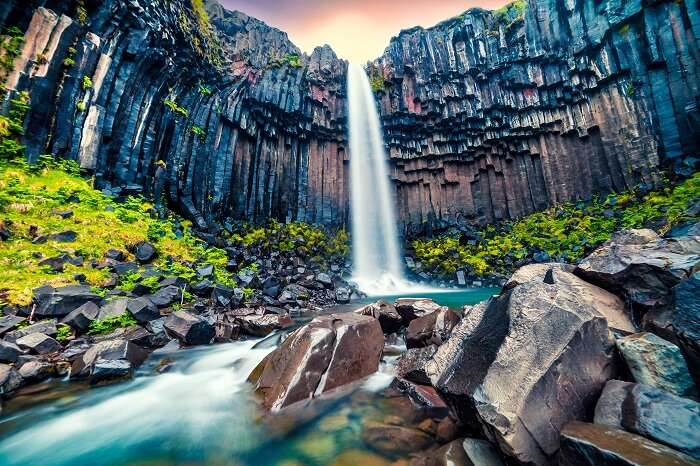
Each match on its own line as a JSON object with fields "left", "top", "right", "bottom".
{"left": 71, "top": 339, "right": 149, "bottom": 382}
{"left": 126, "top": 297, "right": 160, "bottom": 323}
{"left": 133, "top": 241, "right": 156, "bottom": 264}
{"left": 395, "top": 345, "right": 437, "bottom": 385}
{"left": 15, "top": 333, "right": 61, "bottom": 354}
{"left": 405, "top": 307, "right": 460, "bottom": 349}
{"left": 394, "top": 298, "right": 443, "bottom": 325}
{"left": 33, "top": 285, "right": 101, "bottom": 318}
{"left": 61, "top": 301, "right": 100, "bottom": 331}
{"left": 4, "top": 319, "right": 58, "bottom": 343}
{"left": 90, "top": 359, "right": 133, "bottom": 384}
{"left": 0, "top": 364, "right": 23, "bottom": 395}
{"left": 147, "top": 286, "right": 182, "bottom": 308}
{"left": 426, "top": 279, "right": 618, "bottom": 465}
{"left": 48, "top": 230, "right": 77, "bottom": 242}
{"left": 0, "top": 340, "right": 22, "bottom": 363}
{"left": 163, "top": 311, "right": 214, "bottom": 345}
{"left": 97, "top": 298, "right": 129, "bottom": 320}
{"left": 360, "top": 421, "right": 434, "bottom": 458}
{"left": 355, "top": 300, "right": 404, "bottom": 334}
{"left": 18, "top": 360, "right": 58, "bottom": 383}
{"left": 0, "top": 315, "right": 26, "bottom": 337}
{"left": 559, "top": 422, "right": 698, "bottom": 466}
{"left": 249, "top": 313, "right": 384, "bottom": 411}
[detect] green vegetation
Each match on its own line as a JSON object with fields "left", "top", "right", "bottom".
{"left": 0, "top": 91, "right": 29, "bottom": 160}
{"left": 176, "top": 0, "right": 224, "bottom": 67}
{"left": 368, "top": 65, "right": 387, "bottom": 93}
{"left": 197, "top": 82, "right": 212, "bottom": 96}
{"left": 82, "top": 76, "right": 93, "bottom": 90}
{"left": 87, "top": 312, "right": 138, "bottom": 335}
{"left": 190, "top": 125, "right": 205, "bottom": 141}
{"left": 164, "top": 98, "right": 189, "bottom": 118}
{"left": 55, "top": 324, "right": 72, "bottom": 342}
{"left": 76, "top": 101, "right": 87, "bottom": 112}
{"left": 63, "top": 57, "right": 76, "bottom": 67}
{"left": 76, "top": 1, "right": 88, "bottom": 26}
{"left": 268, "top": 53, "right": 304, "bottom": 69}
{"left": 489, "top": 0, "right": 527, "bottom": 35}
{"left": 413, "top": 173, "right": 700, "bottom": 277}
{"left": 0, "top": 26, "right": 24, "bottom": 89}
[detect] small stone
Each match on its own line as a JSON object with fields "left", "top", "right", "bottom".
{"left": 48, "top": 230, "right": 77, "bottom": 242}
{"left": 105, "top": 249, "right": 126, "bottom": 261}
{"left": 134, "top": 241, "right": 156, "bottom": 263}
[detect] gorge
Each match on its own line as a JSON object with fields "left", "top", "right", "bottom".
{"left": 0, "top": 0, "right": 699, "bottom": 465}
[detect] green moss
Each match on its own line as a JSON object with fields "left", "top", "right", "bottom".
{"left": 413, "top": 173, "right": 700, "bottom": 277}
{"left": 164, "top": 98, "right": 188, "bottom": 118}
{"left": 87, "top": 312, "right": 138, "bottom": 335}
{"left": 0, "top": 26, "right": 24, "bottom": 87}
{"left": 82, "top": 76, "right": 93, "bottom": 90}
{"left": 63, "top": 57, "right": 76, "bottom": 67}
{"left": 190, "top": 125, "right": 205, "bottom": 141}
{"left": 55, "top": 324, "right": 72, "bottom": 342}
{"left": 76, "top": 101, "right": 87, "bottom": 112}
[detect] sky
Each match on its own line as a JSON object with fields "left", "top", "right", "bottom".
{"left": 220, "top": 0, "right": 510, "bottom": 63}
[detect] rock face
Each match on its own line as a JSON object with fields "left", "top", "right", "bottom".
{"left": 249, "top": 313, "right": 384, "bottom": 411}
{"left": 425, "top": 280, "right": 617, "bottom": 465}
{"left": 560, "top": 422, "right": 699, "bottom": 466}
{"left": 3, "top": 0, "right": 699, "bottom": 233}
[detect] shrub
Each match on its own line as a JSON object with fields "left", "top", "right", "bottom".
{"left": 82, "top": 75, "right": 93, "bottom": 90}
{"left": 87, "top": 312, "right": 138, "bottom": 335}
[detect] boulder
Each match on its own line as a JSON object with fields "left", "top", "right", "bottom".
{"left": 0, "top": 340, "right": 22, "bottom": 363}
{"left": 211, "top": 284, "right": 235, "bottom": 306}
{"left": 250, "top": 313, "right": 384, "bottom": 411}
{"left": 18, "top": 360, "right": 56, "bottom": 383}
{"left": 405, "top": 308, "right": 460, "bottom": 349}
{"left": 560, "top": 422, "right": 698, "bottom": 466}
{"left": 597, "top": 382, "right": 700, "bottom": 459}
{"left": 90, "top": 359, "right": 133, "bottom": 384}
{"left": 576, "top": 228, "right": 700, "bottom": 315}
{"left": 0, "top": 364, "right": 22, "bottom": 395}
{"left": 97, "top": 297, "right": 129, "bottom": 320}
{"left": 71, "top": 339, "right": 148, "bottom": 381}
{"left": 147, "top": 285, "right": 182, "bottom": 308}
{"left": 32, "top": 285, "right": 101, "bottom": 317}
{"left": 61, "top": 301, "right": 100, "bottom": 331}
{"left": 426, "top": 280, "right": 617, "bottom": 465}
{"left": 134, "top": 241, "right": 156, "bottom": 263}
{"left": 335, "top": 287, "right": 351, "bottom": 303}
{"left": 396, "top": 345, "right": 438, "bottom": 385}
{"left": 238, "top": 313, "right": 291, "bottom": 337}
{"left": 15, "top": 333, "right": 61, "bottom": 354}
{"left": 461, "top": 438, "right": 506, "bottom": 466}
{"left": 645, "top": 273, "right": 700, "bottom": 384}
{"left": 355, "top": 300, "right": 404, "bottom": 334}
{"left": 394, "top": 298, "right": 442, "bottom": 324}
{"left": 391, "top": 378, "right": 449, "bottom": 418}
{"left": 316, "top": 272, "right": 333, "bottom": 288}
{"left": 278, "top": 284, "right": 311, "bottom": 305}
{"left": 0, "top": 315, "right": 26, "bottom": 336}
{"left": 616, "top": 332, "right": 697, "bottom": 397}
{"left": 126, "top": 297, "right": 160, "bottom": 323}
{"left": 4, "top": 319, "right": 57, "bottom": 342}
{"left": 48, "top": 230, "right": 77, "bottom": 242}
{"left": 504, "top": 263, "right": 575, "bottom": 290}
{"left": 105, "top": 248, "right": 126, "bottom": 261}
{"left": 163, "top": 311, "right": 214, "bottom": 345}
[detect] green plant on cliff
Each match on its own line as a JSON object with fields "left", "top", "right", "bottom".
{"left": 268, "top": 52, "right": 304, "bottom": 69}
{"left": 82, "top": 75, "right": 93, "bottom": 90}
{"left": 190, "top": 125, "right": 206, "bottom": 141}
{"left": 164, "top": 98, "right": 189, "bottom": 118}
{"left": 413, "top": 173, "right": 700, "bottom": 277}
{"left": 0, "top": 26, "right": 24, "bottom": 89}
{"left": 0, "top": 91, "right": 29, "bottom": 160}
{"left": 368, "top": 65, "right": 386, "bottom": 92}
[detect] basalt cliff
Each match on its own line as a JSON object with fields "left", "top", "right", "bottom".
{"left": 1, "top": 0, "right": 698, "bottom": 235}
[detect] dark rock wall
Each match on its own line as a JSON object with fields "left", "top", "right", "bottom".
{"left": 2, "top": 0, "right": 699, "bottom": 234}
{"left": 373, "top": 0, "right": 700, "bottom": 234}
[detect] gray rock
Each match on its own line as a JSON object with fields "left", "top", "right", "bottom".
{"left": 405, "top": 307, "right": 460, "bottom": 349}
{"left": 90, "top": 359, "right": 132, "bottom": 384}
{"left": 61, "top": 301, "right": 100, "bottom": 331}
{"left": 617, "top": 332, "right": 697, "bottom": 397}
{"left": 394, "top": 298, "right": 442, "bottom": 324}
{"left": 355, "top": 300, "right": 404, "bottom": 334}
{"left": 147, "top": 285, "right": 182, "bottom": 308}
{"left": 594, "top": 380, "right": 635, "bottom": 429}
{"left": 126, "top": 297, "right": 160, "bottom": 323}
{"left": 0, "top": 340, "right": 22, "bottom": 363}
{"left": 0, "top": 364, "right": 22, "bottom": 395}
{"left": 97, "top": 298, "right": 130, "bottom": 320}
{"left": 15, "top": 333, "right": 62, "bottom": 354}
{"left": 134, "top": 241, "right": 156, "bottom": 263}
{"left": 32, "top": 285, "right": 101, "bottom": 318}
{"left": 334, "top": 287, "right": 351, "bottom": 304}
{"left": 18, "top": 360, "right": 56, "bottom": 383}
{"left": 71, "top": 339, "right": 148, "bottom": 381}
{"left": 560, "top": 421, "right": 698, "bottom": 466}
{"left": 426, "top": 280, "right": 617, "bottom": 465}
{"left": 163, "top": 311, "right": 214, "bottom": 345}
{"left": 0, "top": 315, "right": 26, "bottom": 336}
{"left": 4, "top": 319, "right": 58, "bottom": 343}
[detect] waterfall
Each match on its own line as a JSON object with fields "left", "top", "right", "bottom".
{"left": 347, "top": 63, "right": 407, "bottom": 295}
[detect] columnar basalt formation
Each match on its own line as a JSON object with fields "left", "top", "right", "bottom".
{"left": 373, "top": 0, "right": 700, "bottom": 234}
{"left": 2, "top": 0, "right": 699, "bottom": 234}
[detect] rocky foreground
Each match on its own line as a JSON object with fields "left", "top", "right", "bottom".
{"left": 1, "top": 224, "right": 700, "bottom": 465}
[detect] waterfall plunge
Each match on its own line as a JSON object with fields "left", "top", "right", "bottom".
{"left": 348, "top": 63, "right": 413, "bottom": 295}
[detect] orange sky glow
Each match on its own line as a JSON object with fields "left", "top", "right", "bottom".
{"left": 221, "top": 0, "right": 511, "bottom": 63}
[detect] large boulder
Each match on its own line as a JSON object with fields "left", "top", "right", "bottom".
{"left": 0, "top": 364, "right": 22, "bottom": 395}
{"left": 504, "top": 263, "right": 575, "bottom": 290}
{"left": 595, "top": 380, "right": 700, "bottom": 459}
{"left": 355, "top": 300, "right": 403, "bottom": 334}
{"left": 4, "top": 319, "right": 57, "bottom": 343}
{"left": 425, "top": 280, "right": 617, "bottom": 465}
{"left": 15, "top": 333, "right": 61, "bottom": 354}
{"left": 249, "top": 313, "right": 384, "bottom": 411}
{"left": 394, "top": 298, "right": 442, "bottom": 324}
{"left": 405, "top": 308, "right": 460, "bottom": 349}
{"left": 0, "top": 340, "right": 22, "bottom": 363}
{"left": 576, "top": 228, "right": 700, "bottom": 316}
{"left": 645, "top": 273, "right": 700, "bottom": 384}
{"left": 163, "top": 311, "right": 214, "bottom": 345}
{"left": 61, "top": 301, "right": 100, "bottom": 331}
{"left": 396, "top": 345, "right": 437, "bottom": 385}
{"left": 126, "top": 297, "right": 160, "bottom": 323}
{"left": 616, "top": 332, "right": 697, "bottom": 397}
{"left": 560, "top": 422, "right": 698, "bottom": 466}
{"left": 32, "top": 285, "right": 101, "bottom": 318}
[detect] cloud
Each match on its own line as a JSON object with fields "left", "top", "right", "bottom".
{"left": 220, "top": 0, "right": 510, "bottom": 62}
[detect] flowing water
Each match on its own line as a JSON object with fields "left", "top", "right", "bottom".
{"left": 347, "top": 63, "right": 410, "bottom": 295}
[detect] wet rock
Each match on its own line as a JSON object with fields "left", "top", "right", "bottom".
{"left": 391, "top": 378, "right": 449, "bottom": 418}
{"left": 238, "top": 313, "right": 291, "bottom": 337}
{"left": 278, "top": 284, "right": 311, "bottom": 305}
{"left": 250, "top": 313, "right": 384, "bottom": 411}
{"left": 396, "top": 345, "right": 437, "bottom": 385}
{"left": 405, "top": 308, "right": 460, "bottom": 349}
{"left": 126, "top": 297, "right": 160, "bottom": 323}
{"left": 461, "top": 438, "right": 506, "bottom": 466}
{"left": 0, "top": 364, "right": 23, "bottom": 395}
{"left": 0, "top": 340, "right": 22, "bottom": 363}
{"left": 361, "top": 421, "right": 434, "bottom": 457}
{"left": 334, "top": 287, "right": 351, "bottom": 304}
{"left": 617, "top": 332, "right": 697, "bottom": 397}
{"left": 147, "top": 285, "right": 182, "bottom": 308}
{"left": 560, "top": 421, "right": 698, "bottom": 466}
{"left": 394, "top": 298, "right": 442, "bottom": 324}
{"left": 18, "top": 360, "right": 56, "bottom": 383}
{"left": 91, "top": 359, "right": 133, "bottom": 384}
{"left": 426, "top": 280, "right": 617, "bottom": 465}
{"left": 133, "top": 241, "right": 156, "bottom": 263}
{"left": 645, "top": 273, "right": 700, "bottom": 384}
{"left": 15, "top": 333, "right": 62, "bottom": 354}
{"left": 61, "top": 301, "right": 100, "bottom": 331}
{"left": 355, "top": 300, "right": 404, "bottom": 334}
{"left": 33, "top": 285, "right": 101, "bottom": 318}
{"left": 163, "top": 311, "right": 214, "bottom": 345}
{"left": 576, "top": 228, "right": 700, "bottom": 315}
{"left": 71, "top": 339, "right": 148, "bottom": 381}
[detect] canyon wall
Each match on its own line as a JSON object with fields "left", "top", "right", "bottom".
{"left": 1, "top": 0, "right": 699, "bottom": 235}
